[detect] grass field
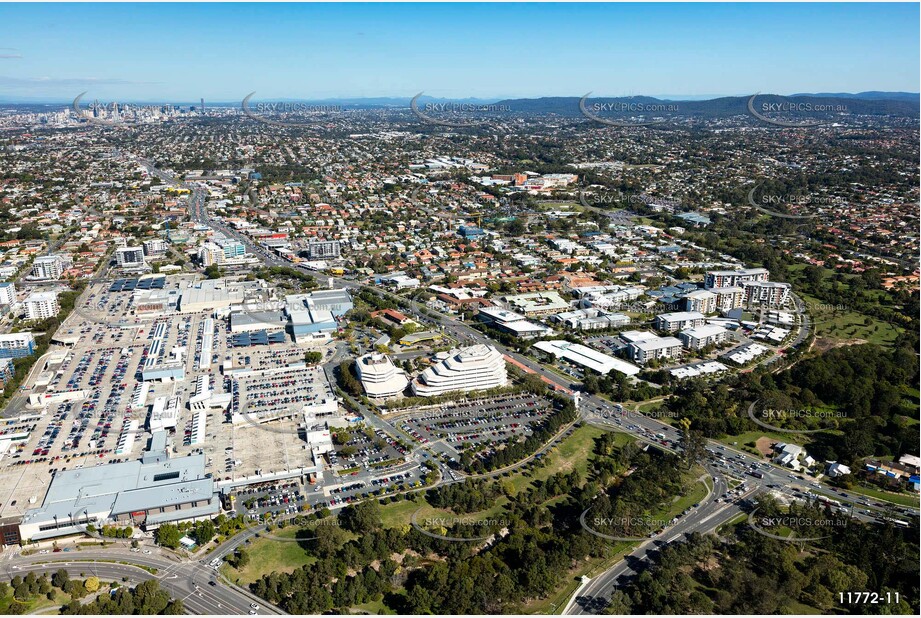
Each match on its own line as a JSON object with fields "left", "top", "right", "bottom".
{"left": 0, "top": 587, "right": 69, "bottom": 614}
{"left": 221, "top": 526, "right": 317, "bottom": 585}
{"left": 791, "top": 283, "right": 902, "bottom": 347}
{"left": 846, "top": 484, "right": 920, "bottom": 508}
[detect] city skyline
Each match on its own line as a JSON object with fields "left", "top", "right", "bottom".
{"left": 0, "top": 2, "right": 918, "bottom": 102}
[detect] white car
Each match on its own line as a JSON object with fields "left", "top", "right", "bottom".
{"left": 250, "top": 604, "right": 260, "bottom": 610}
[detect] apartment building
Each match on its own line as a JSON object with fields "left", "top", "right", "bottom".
{"left": 655, "top": 311, "right": 706, "bottom": 332}
{"left": 682, "top": 289, "right": 717, "bottom": 314}
{"left": 307, "top": 239, "right": 341, "bottom": 260}
{"left": 743, "top": 281, "right": 791, "bottom": 307}
{"left": 0, "top": 281, "right": 15, "bottom": 306}
{"left": 24, "top": 291, "right": 60, "bottom": 320}
{"left": 31, "top": 255, "right": 67, "bottom": 280}
{"left": 115, "top": 246, "right": 146, "bottom": 269}
{"left": 679, "top": 324, "right": 730, "bottom": 350}
{"left": 628, "top": 336, "right": 684, "bottom": 365}
{"left": 707, "top": 286, "right": 745, "bottom": 312}
{"left": 704, "top": 268, "right": 769, "bottom": 288}
{"left": 0, "top": 332, "right": 36, "bottom": 359}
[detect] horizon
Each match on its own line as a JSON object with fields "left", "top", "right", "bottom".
{"left": 0, "top": 3, "right": 918, "bottom": 101}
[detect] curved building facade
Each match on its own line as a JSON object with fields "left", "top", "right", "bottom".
{"left": 356, "top": 353, "right": 409, "bottom": 398}
{"left": 411, "top": 344, "right": 508, "bottom": 397}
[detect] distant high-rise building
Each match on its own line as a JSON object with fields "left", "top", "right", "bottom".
{"left": 200, "top": 98, "right": 205, "bottom": 112}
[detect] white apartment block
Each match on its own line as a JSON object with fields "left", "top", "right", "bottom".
{"left": 707, "top": 286, "right": 745, "bottom": 312}
{"left": 704, "top": 268, "right": 769, "bottom": 288}
{"left": 143, "top": 239, "right": 169, "bottom": 256}
{"left": 628, "top": 336, "right": 684, "bottom": 365}
{"left": 116, "top": 246, "right": 146, "bottom": 269}
{"left": 743, "top": 281, "right": 791, "bottom": 307}
{"left": 682, "top": 289, "right": 717, "bottom": 314}
{"left": 31, "top": 255, "right": 67, "bottom": 280}
{"left": 0, "top": 281, "right": 15, "bottom": 306}
{"left": 411, "top": 344, "right": 508, "bottom": 397}
{"left": 679, "top": 324, "right": 730, "bottom": 350}
{"left": 655, "top": 311, "right": 706, "bottom": 332}
{"left": 24, "top": 291, "right": 60, "bottom": 320}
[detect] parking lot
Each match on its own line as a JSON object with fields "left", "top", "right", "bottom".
{"left": 393, "top": 394, "right": 554, "bottom": 463}
{"left": 0, "top": 276, "right": 343, "bottom": 521}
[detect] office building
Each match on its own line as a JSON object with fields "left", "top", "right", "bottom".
{"left": 116, "top": 246, "right": 146, "bottom": 269}
{"left": 356, "top": 353, "right": 409, "bottom": 399}
{"left": 411, "top": 344, "right": 508, "bottom": 397}
{"left": 0, "top": 332, "right": 36, "bottom": 359}
{"left": 477, "top": 306, "right": 554, "bottom": 340}
{"left": 24, "top": 291, "right": 60, "bottom": 321}
{"left": 503, "top": 291, "right": 571, "bottom": 317}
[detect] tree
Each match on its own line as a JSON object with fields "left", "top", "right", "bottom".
{"left": 203, "top": 264, "right": 223, "bottom": 279}
{"left": 194, "top": 520, "right": 215, "bottom": 545}
{"left": 154, "top": 524, "right": 181, "bottom": 549}
{"left": 52, "top": 569, "right": 69, "bottom": 589}
{"left": 84, "top": 577, "right": 100, "bottom": 593}
{"left": 304, "top": 351, "right": 323, "bottom": 364}
{"left": 340, "top": 501, "right": 381, "bottom": 535}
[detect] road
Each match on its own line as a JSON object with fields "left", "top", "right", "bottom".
{"left": 3, "top": 546, "right": 283, "bottom": 615}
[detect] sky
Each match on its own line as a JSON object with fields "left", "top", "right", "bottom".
{"left": 0, "top": 2, "right": 918, "bottom": 102}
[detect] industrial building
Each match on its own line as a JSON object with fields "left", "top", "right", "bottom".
{"left": 18, "top": 432, "right": 219, "bottom": 543}
{"left": 285, "top": 289, "right": 352, "bottom": 343}
{"left": 533, "top": 340, "right": 640, "bottom": 377}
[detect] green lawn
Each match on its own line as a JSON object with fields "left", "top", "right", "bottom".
{"left": 221, "top": 526, "right": 318, "bottom": 585}
{"left": 796, "top": 290, "right": 901, "bottom": 346}
{"left": 0, "top": 587, "right": 69, "bottom": 614}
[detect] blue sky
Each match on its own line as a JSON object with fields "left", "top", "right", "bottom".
{"left": 0, "top": 2, "right": 918, "bottom": 102}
